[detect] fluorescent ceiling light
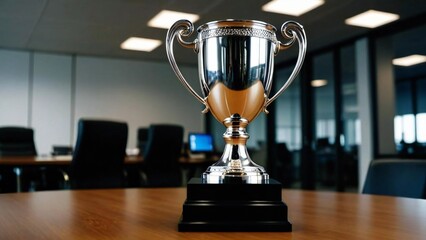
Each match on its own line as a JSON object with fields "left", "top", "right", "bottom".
{"left": 148, "top": 10, "right": 200, "bottom": 29}
{"left": 393, "top": 54, "right": 426, "bottom": 67}
{"left": 120, "top": 37, "right": 162, "bottom": 52}
{"left": 311, "top": 79, "right": 328, "bottom": 87}
{"left": 262, "top": 0, "right": 324, "bottom": 17}
{"left": 345, "top": 10, "right": 399, "bottom": 28}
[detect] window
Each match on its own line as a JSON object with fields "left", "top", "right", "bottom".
{"left": 416, "top": 113, "right": 426, "bottom": 143}
{"left": 275, "top": 67, "right": 302, "bottom": 151}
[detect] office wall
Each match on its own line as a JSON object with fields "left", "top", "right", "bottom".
{"left": 74, "top": 56, "right": 203, "bottom": 151}
{"left": 0, "top": 49, "right": 203, "bottom": 154}
{"left": 32, "top": 53, "right": 72, "bottom": 154}
{"left": 0, "top": 49, "right": 30, "bottom": 126}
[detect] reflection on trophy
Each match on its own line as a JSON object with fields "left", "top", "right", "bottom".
{"left": 166, "top": 19, "right": 306, "bottom": 184}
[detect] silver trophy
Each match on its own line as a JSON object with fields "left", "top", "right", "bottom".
{"left": 166, "top": 19, "right": 306, "bottom": 184}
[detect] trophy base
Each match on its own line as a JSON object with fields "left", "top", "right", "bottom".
{"left": 178, "top": 178, "right": 292, "bottom": 232}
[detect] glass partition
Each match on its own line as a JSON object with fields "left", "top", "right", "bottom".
{"left": 312, "top": 52, "right": 336, "bottom": 188}
{"left": 392, "top": 24, "right": 426, "bottom": 157}
{"left": 274, "top": 67, "right": 301, "bottom": 187}
{"left": 340, "top": 45, "right": 359, "bottom": 189}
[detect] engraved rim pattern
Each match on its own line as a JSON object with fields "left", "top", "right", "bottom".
{"left": 200, "top": 28, "right": 278, "bottom": 42}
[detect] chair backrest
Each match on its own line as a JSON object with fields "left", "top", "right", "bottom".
{"left": 276, "top": 143, "right": 291, "bottom": 160}
{"left": 0, "top": 127, "right": 37, "bottom": 156}
{"left": 140, "top": 124, "right": 184, "bottom": 187}
{"left": 143, "top": 124, "right": 184, "bottom": 169}
{"left": 137, "top": 127, "right": 149, "bottom": 155}
{"left": 316, "top": 138, "right": 331, "bottom": 148}
{"left": 52, "top": 145, "right": 73, "bottom": 156}
{"left": 362, "top": 159, "right": 426, "bottom": 199}
{"left": 71, "top": 119, "right": 128, "bottom": 189}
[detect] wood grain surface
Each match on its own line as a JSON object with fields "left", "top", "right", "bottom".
{"left": 0, "top": 188, "right": 425, "bottom": 239}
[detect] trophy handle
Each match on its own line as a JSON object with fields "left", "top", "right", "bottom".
{"left": 265, "top": 21, "right": 307, "bottom": 108}
{"left": 166, "top": 20, "right": 209, "bottom": 113}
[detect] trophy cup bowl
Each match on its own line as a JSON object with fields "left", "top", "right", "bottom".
{"left": 167, "top": 19, "right": 306, "bottom": 184}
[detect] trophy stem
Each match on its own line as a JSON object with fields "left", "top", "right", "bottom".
{"left": 202, "top": 114, "right": 269, "bottom": 184}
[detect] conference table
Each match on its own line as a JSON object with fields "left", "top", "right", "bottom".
{"left": 0, "top": 155, "right": 214, "bottom": 192}
{"left": 0, "top": 155, "right": 143, "bottom": 192}
{"left": 0, "top": 188, "right": 424, "bottom": 239}
{"left": 0, "top": 155, "right": 143, "bottom": 166}
{"left": 0, "top": 154, "right": 214, "bottom": 166}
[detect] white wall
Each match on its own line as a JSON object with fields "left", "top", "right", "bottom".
{"left": 0, "top": 49, "right": 30, "bottom": 126}
{"left": 0, "top": 49, "right": 203, "bottom": 154}
{"left": 74, "top": 56, "right": 203, "bottom": 151}
{"left": 32, "top": 53, "right": 72, "bottom": 155}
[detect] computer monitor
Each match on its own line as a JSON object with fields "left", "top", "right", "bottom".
{"left": 188, "top": 133, "right": 214, "bottom": 154}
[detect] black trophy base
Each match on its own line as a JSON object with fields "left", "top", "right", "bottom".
{"left": 178, "top": 178, "right": 292, "bottom": 232}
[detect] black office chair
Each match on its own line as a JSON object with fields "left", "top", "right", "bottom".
{"left": 0, "top": 127, "right": 37, "bottom": 156}
{"left": 139, "top": 124, "right": 184, "bottom": 187}
{"left": 362, "top": 159, "right": 426, "bottom": 199}
{"left": 0, "top": 127, "right": 38, "bottom": 192}
{"left": 70, "top": 119, "right": 128, "bottom": 189}
{"left": 0, "top": 127, "right": 71, "bottom": 192}
{"left": 274, "top": 143, "right": 294, "bottom": 187}
{"left": 315, "top": 138, "right": 335, "bottom": 186}
{"left": 137, "top": 128, "right": 149, "bottom": 156}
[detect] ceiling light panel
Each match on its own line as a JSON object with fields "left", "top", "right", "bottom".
{"left": 148, "top": 10, "right": 200, "bottom": 29}
{"left": 262, "top": 0, "right": 324, "bottom": 17}
{"left": 121, "top": 37, "right": 162, "bottom": 52}
{"left": 393, "top": 54, "right": 426, "bottom": 67}
{"left": 345, "top": 10, "right": 399, "bottom": 28}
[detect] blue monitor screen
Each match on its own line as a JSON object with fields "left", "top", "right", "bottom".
{"left": 189, "top": 133, "right": 214, "bottom": 153}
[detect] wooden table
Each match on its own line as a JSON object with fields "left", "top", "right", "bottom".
{"left": 0, "top": 155, "right": 215, "bottom": 166}
{"left": 0, "top": 188, "right": 424, "bottom": 239}
{"left": 0, "top": 155, "right": 142, "bottom": 166}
